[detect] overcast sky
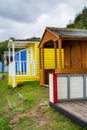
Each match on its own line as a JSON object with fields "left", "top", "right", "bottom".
{"left": 0, "top": 0, "right": 87, "bottom": 42}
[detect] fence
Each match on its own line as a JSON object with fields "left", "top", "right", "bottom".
{"left": 49, "top": 73, "right": 87, "bottom": 104}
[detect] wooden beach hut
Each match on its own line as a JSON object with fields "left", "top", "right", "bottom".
{"left": 39, "top": 27, "right": 87, "bottom": 86}
{"left": 8, "top": 39, "right": 40, "bottom": 87}
{"left": 39, "top": 27, "right": 87, "bottom": 127}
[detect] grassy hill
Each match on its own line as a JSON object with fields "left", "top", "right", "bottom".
{"left": 0, "top": 73, "right": 86, "bottom": 130}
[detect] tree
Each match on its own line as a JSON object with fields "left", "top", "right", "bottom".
{"left": 66, "top": 7, "right": 87, "bottom": 29}
{"left": 0, "top": 40, "right": 8, "bottom": 61}
{"left": 26, "top": 37, "right": 40, "bottom": 42}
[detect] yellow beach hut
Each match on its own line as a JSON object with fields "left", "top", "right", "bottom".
{"left": 8, "top": 39, "right": 39, "bottom": 87}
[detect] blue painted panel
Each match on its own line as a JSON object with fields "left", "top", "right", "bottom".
{"left": 21, "top": 50, "right": 26, "bottom": 61}
{"left": 15, "top": 62, "right": 20, "bottom": 72}
{"left": 0, "top": 62, "right": 2, "bottom": 72}
{"left": 15, "top": 53, "right": 19, "bottom": 61}
{"left": 15, "top": 50, "right": 26, "bottom": 61}
{"left": 15, "top": 50, "right": 26, "bottom": 73}
{"left": 21, "top": 62, "right": 26, "bottom": 71}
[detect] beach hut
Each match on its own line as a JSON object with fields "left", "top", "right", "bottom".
{"left": 39, "top": 27, "right": 87, "bottom": 86}
{"left": 39, "top": 27, "right": 87, "bottom": 127}
{"left": 8, "top": 39, "right": 40, "bottom": 87}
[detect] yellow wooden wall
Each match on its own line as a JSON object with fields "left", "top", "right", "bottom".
{"left": 27, "top": 42, "right": 39, "bottom": 76}
{"left": 8, "top": 44, "right": 64, "bottom": 87}
{"left": 35, "top": 44, "right": 40, "bottom": 76}
{"left": 44, "top": 49, "right": 64, "bottom": 69}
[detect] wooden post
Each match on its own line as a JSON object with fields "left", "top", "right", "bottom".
{"left": 40, "top": 47, "right": 45, "bottom": 86}
{"left": 9, "top": 48, "right": 11, "bottom": 65}
{"left": 58, "top": 39, "right": 62, "bottom": 69}
{"left": 12, "top": 42, "right": 15, "bottom": 63}
{"left": 42, "top": 47, "right": 44, "bottom": 70}
{"left": 49, "top": 73, "right": 58, "bottom": 104}
{"left": 39, "top": 48, "right": 41, "bottom": 69}
{"left": 54, "top": 41, "right": 57, "bottom": 69}
{"left": 12, "top": 42, "right": 16, "bottom": 87}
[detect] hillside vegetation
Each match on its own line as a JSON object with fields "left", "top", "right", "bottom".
{"left": 67, "top": 7, "right": 87, "bottom": 29}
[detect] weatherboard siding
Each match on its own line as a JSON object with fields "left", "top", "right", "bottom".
{"left": 44, "top": 49, "right": 64, "bottom": 69}
{"left": 8, "top": 76, "right": 39, "bottom": 86}
{"left": 35, "top": 43, "right": 40, "bottom": 76}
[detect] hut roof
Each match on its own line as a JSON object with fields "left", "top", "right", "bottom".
{"left": 47, "top": 27, "right": 87, "bottom": 38}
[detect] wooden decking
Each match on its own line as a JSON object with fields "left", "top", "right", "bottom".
{"left": 49, "top": 100, "right": 87, "bottom": 128}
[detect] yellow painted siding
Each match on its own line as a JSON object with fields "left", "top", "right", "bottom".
{"left": 16, "top": 76, "right": 39, "bottom": 85}
{"left": 61, "top": 49, "right": 64, "bottom": 68}
{"left": 35, "top": 44, "right": 39, "bottom": 76}
{"left": 8, "top": 76, "right": 12, "bottom": 86}
{"left": 27, "top": 43, "right": 34, "bottom": 62}
{"left": 8, "top": 76, "right": 39, "bottom": 86}
{"left": 57, "top": 49, "right": 64, "bottom": 68}
{"left": 26, "top": 42, "right": 39, "bottom": 76}
{"left": 44, "top": 49, "right": 55, "bottom": 69}
{"left": 44, "top": 49, "right": 64, "bottom": 69}
{"left": 30, "top": 63, "right": 33, "bottom": 75}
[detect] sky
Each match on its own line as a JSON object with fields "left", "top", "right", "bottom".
{"left": 0, "top": 0, "right": 87, "bottom": 42}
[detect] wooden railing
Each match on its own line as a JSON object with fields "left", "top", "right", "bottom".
{"left": 9, "top": 60, "right": 36, "bottom": 76}
{"left": 49, "top": 73, "right": 87, "bottom": 104}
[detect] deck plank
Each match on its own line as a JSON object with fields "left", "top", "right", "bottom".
{"left": 56, "top": 100, "right": 87, "bottom": 124}
{"left": 60, "top": 101, "right": 87, "bottom": 116}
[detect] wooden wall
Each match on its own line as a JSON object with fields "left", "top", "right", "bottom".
{"left": 81, "top": 42, "right": 87, "bottom": 68}
{"left": 64, "top": 40, "right": 87, "bottom": 69}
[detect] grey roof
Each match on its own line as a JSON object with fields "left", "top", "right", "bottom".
{"left": 47, "top": 27, "right": 87, "bottom": 38}
{"left": 13, "top": 39, "right": 40, "bottom": 42}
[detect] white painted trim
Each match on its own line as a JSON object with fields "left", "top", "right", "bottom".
{"left": 9, "top": 48, "right": 10, "bottom": 64}
{"left": 30, "top": 47, "right": 33, "bottom": 62}
{"left": 9, "top": 62, "right": 15, "bottom": 76}
{"left": 19, "top": 52, "right": 21, "bottom": 72}
{"left": 12, "top": 76, "right": 16, "bottom": 88}
{"left": 12, "top": 42, "right": 15, "bottom": 62}
{"left": 49, "top": 74, "right": 54, "bottom": 103}
{"left": 19, "top": 49, "right": 26, "bottom": 53}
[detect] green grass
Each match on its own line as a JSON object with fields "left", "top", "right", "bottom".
{"left": 0, "top": 73, "right": 86, "bottom": 130}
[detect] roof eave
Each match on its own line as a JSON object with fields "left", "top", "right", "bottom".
{"left": 61, "top": 36, "right": 87, "bottom": 40}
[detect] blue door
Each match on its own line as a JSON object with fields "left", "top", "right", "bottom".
{"left": 15, "top": 49, "right": 26, "bottom": 74}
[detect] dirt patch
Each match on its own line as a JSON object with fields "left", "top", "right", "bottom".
{"left": 10, "top": 109, "right": 40, "bottom": 124}
{"left": 9, "top": 101, "right": 49, "bottom": 128}
{"left": 39, "top": 117, "right": 48, "bottom": 126}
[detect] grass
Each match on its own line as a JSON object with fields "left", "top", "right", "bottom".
{"left": 0, "top": 73, "right": 86, "bottom": 130}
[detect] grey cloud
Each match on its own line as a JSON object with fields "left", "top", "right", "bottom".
{"left": 0, "top": 0, "right": 66, "bottom": 23}
{"left": 0, "top": 0, "right": 87, "bottom": 42}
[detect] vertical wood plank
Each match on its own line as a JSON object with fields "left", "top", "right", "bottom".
{"left": 39, "top": 48, "right": 41, "bottom": 69}
{"left": 40, "top": 47, "right": 45, "bottom": 86}
{"left": 42, "top": 47, "right": 44, "bottom": 69}
{"left": 58, "top": 39, "right": 62, "bottom": 69}
{"left": 54, "top": 41, "right": 57, "bottom": 69}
